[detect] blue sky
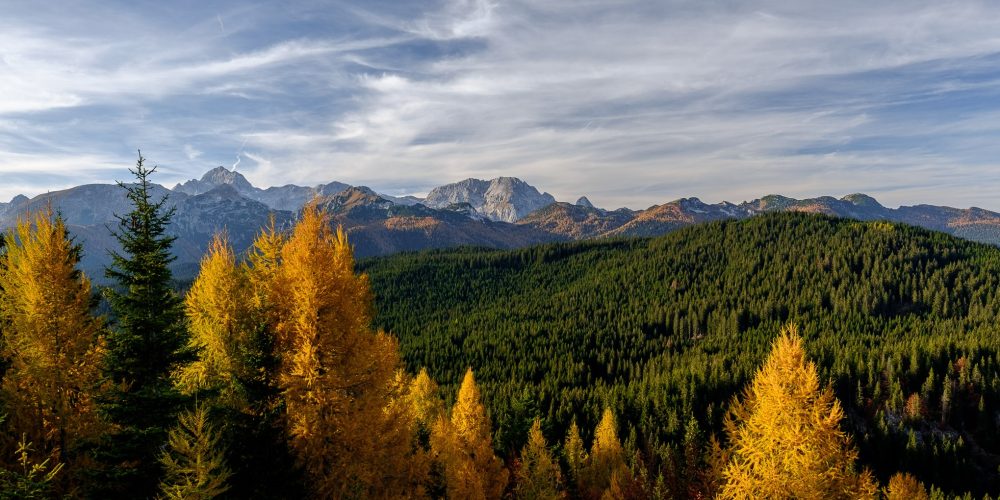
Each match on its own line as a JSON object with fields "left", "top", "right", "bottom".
{"left": 4, "top": 0, "right": 1000, "bottom": 209}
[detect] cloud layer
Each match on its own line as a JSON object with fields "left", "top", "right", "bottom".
{"left": 4, "top": 0, "right": 1000, "bottom": 209}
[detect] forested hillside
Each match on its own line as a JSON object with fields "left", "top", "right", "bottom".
{"left": 5, "top": 163, "right": 1000, "bottom": 497}
{"left": 363, "top": 212, "right": 1000, "bottom": 495}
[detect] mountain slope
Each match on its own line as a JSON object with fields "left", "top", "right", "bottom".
{"left": 316, "top": 187, "right": 563, "bottom": 257}
{"left": 363, "top": 212, "right": 1000, "bottom": 495}
{"left": 517, "top": 202, "right": 633, "bottom": 239}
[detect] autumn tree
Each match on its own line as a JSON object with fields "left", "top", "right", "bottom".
{"left": 431, "top": 368, "right": 508, "bottom": 500}
{"left": 268, "top": 204, "right": 424, "bottom": 497}
{"left": 563, "top": 418, "right": 587, "bottom": 494}
{"left": 158, "top": 405, "right": 231, "bottom": 500}
{"left": 409, "top": 368, "right": 445, "bottom": 432}
{"left": 93, "top": 153, "right": 193, "bottom": 499}
{"left": 720, "top": 325, "right": 877, "bottom": 499}
{"left": 579, "top": 407, "right": 627, "bottom": 499}
{"left": 885, "top": 472, "right": 929, "bottom": 500}
{"left": 0, "top": 208, "right": 105, "bottom": 477}
{"left": 176, "top": 234, "right": 251, "bottom": 401}
{"left": 179, "top": 231, "right": 299, "bottom": 498}
{"left": 514, "top": 418, "right": 562, "bottom": 499}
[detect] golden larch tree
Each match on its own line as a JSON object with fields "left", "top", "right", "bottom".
{"left": 885, "top": 472, "right": 929, "bottom": 500}
{"left": 563, "top": 419, "right": 588, "bottom": 490}
{"left": 0, "top": 208, "right": 105, "bottom": 467}
{"left": 579, "top": 407, "right": 627, "bottom": 499}
{"left": 269, "top": 204, "right": 425, "bottom": 498}
{"left": 176, "top": 234, "right": 252, "bottom": 403}
{"left": 720, "top": 325, "right": 877, "bottom": 500}
{"left": 409, "top": 368, "right": 445, "bottom": 433}
{"left": 430, "top": 368, "right": 508, "bottom": 500}
{"left": 158, "top": 405, "right": 232, "bottom": 500}
{"left": 514, "top": 418, "right": 562, "bottom": 499}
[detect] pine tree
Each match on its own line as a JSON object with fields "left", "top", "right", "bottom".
{"left": 0, "top": 208, "right": 105, "bottom": 478}
{"left": 158, "top": 405, "right": 231, "bottom": 500}
{"left": 720, "top": 325, "right": 877, "bottom": 499}
{"left": 431, "top": 368, "right": 508, "bottom": 500}
{"left": 514, "top": 418, "right": 562, "bottom": 499}
{"left": 270, "top": 204, "right": 425, "bottom": 497}
{"left": 93, "top": 153, "right": 192, "bottom": 498}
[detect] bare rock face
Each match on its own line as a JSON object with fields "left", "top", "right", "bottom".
{"left": 423, "top": 177, "right": 556, "bottom": 222}
{"left": 575, "top": 196, "right": 595, "bottom": 209}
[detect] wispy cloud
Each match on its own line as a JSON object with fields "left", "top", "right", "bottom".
{"left": 4, "top": 1, "right": 1000, "bottom": 209}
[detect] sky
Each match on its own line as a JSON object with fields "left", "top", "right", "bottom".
{"left": 4, "top": 1, "right": 1000, "bottom": 210}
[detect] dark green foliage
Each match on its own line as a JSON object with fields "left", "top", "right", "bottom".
{"left": 219, "top": 320, "right": 304, "bottom": 500}
{"left": 91, "top": 153, "right": 193, "bottom": 499}
{"left": 362, "top": 213, "right": 1000, "bottom": 496}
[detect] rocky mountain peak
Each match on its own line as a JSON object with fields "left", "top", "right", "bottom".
{"left": 841, "top": 193, "right": 883, "bottom": 208}
{"left": 424, "top": 176, "right": 556, "bottom": 222}
{"left": 575, "top": 196, "right": 595, "bottom": 208}
{"left": 202, "top": 166, "right": 253, "bottom": 190}
{"left": 174, "top": 166, "right": 254, "bottom": 196}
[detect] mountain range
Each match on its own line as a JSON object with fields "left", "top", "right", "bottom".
{"left": 3, "top": 166, "right": 1000, "bottom": 280}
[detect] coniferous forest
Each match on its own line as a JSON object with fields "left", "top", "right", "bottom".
{"left": 4, "top": 161, "right": 1000, "bottom": 498}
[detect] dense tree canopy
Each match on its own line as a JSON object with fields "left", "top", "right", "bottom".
{"left": 363, "top": 212, "right": 1000, "bottom": 495}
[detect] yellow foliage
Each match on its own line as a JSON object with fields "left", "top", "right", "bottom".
{"left": 580, "top": 408, "right": 627, "bottom": 499}
{"left": 720, "top": 325, "right": 877, "bottom": 500}
{"left": 409, "top": 368, "right": 445, "bottom": 430}
{"left": 158, "top": 405, "right": 231, "bottom": 500}
{"left": 886, "top": 472, "right": 929, "bottom": 500}
{"left": 515, "top": 418, "right": 562, "bottom": 499}
{"left": 430, "top": 368, "right": 508, "bottom": 500}
{"left": 0, "top": 208, "right": 105, "bottom": 468}
{"left": 563, "top": 419, "right": 588, "bottom": 487}
{"left": 267, "top": 204, "right": 426, "bottom": 498}
{"left": 177, "top": 234, "right": 253, "bottom": 403}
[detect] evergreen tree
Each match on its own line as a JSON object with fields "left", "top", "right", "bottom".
{"left": 93, "top": 152, "right": 192, "bottom": 498}
{"left": 0, "top": 208, "right": 105, "bottom": 477}
{"left": 0, "top": 432, "right": 63, "bottom": 500}
{"left": 158, "top": 405, "right": 231, "bottom": 500}
{"left": 720, "top": 325, "right": 877, "bottom": 499}
{"left": 514, "top": 418, "right": 562, "bottom": 499}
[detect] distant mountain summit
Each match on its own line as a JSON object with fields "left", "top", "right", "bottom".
{"left": 174, "top": 166, "right": 254, "bottom": 195}
{"left": 173, "top": 167, "right": 350, "bottom": 212}
{"left": 8, "top": 165, "right": 1000, "bottom": 281}
{"left": 423, "top": 177, "right": 556, "bottom": 222}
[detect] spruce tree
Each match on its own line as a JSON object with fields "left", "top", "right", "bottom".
{"left": 92, "top": 152, "right": 191, "bottom": 498}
